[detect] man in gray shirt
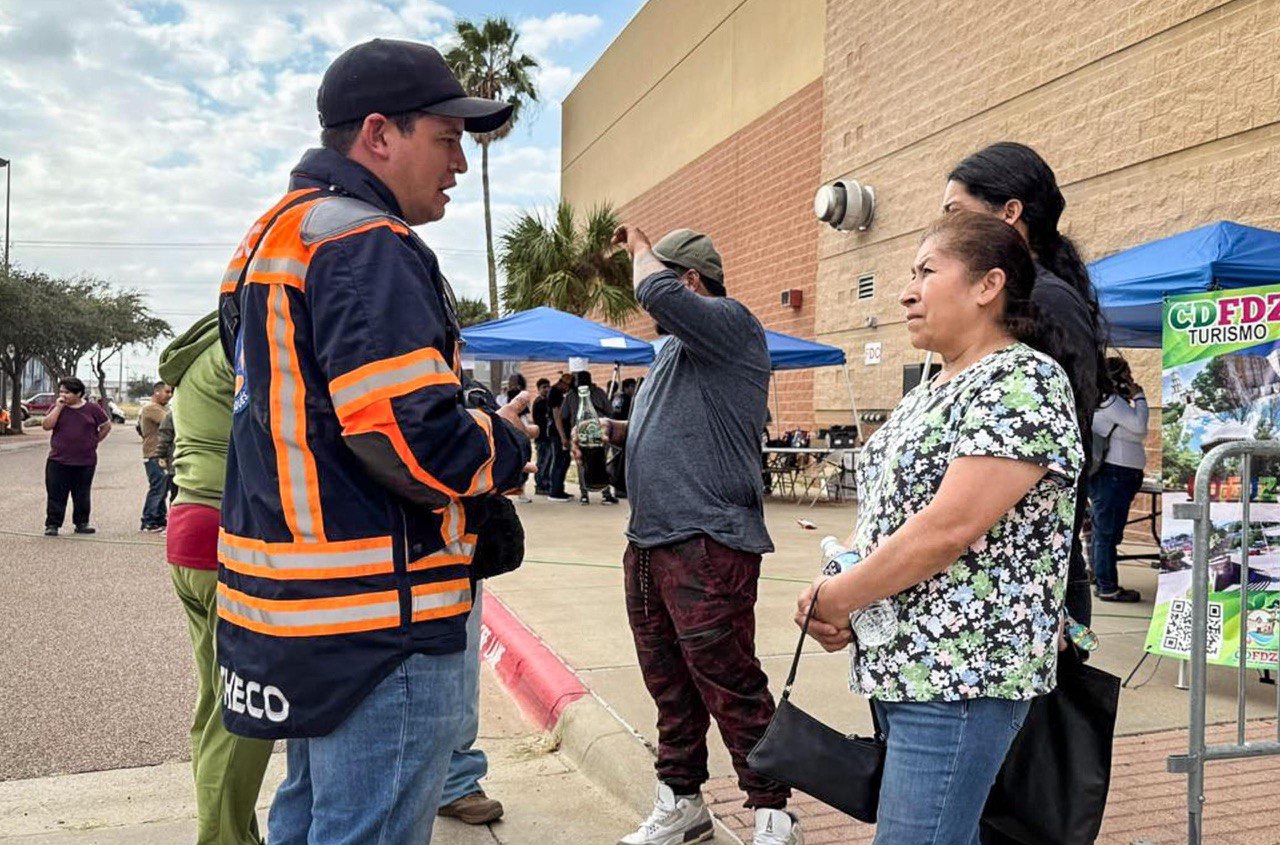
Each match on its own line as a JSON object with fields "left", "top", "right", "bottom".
{"left": 597, "top": 226, "right": 799, "bottom": 845}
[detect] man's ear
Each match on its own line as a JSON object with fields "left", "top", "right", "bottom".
{"left": 355, "top": 114, "right": 394, "bottom": 162}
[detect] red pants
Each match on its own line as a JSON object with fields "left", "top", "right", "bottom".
{"left": 623, "top": 536, "right": 789, "bottom": 809}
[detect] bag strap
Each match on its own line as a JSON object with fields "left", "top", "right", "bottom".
{"left": 783, "top": 583, "right": 885, "bottom": 739}
{"left": 219, "top": 187, "right": 332, "bottom": 362}
{"left": 781, "top": 584, "right": 821, "bottom": 701}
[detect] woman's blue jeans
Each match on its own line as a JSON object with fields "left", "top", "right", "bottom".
{"left": 1088, "top": 464, "right": 1144, "bottom": 594}
{"left": 872, "top": 697, "right": 1030, "bottom": 845}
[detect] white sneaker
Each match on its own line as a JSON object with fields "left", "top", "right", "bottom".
{"left": 754, "top": 808, "right": 803, "bottom": 845}
{"left": 618, "top": 783, "right": 714, "bottom": 845}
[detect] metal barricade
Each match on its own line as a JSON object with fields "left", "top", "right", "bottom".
{"left": 1167, "top": 439, "right": 1280, "bottom": 844}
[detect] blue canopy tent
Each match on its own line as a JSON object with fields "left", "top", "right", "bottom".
{"left": 1090, "top": 221, "right": 1280, "bottom": 347}
{"left": 460, "top": 306, "right": 655, "bottom": 365}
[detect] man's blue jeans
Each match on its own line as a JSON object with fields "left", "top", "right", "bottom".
{"left": 534, "top": 439, "right": 554, "bottom": 493}
{"left": 871, "top": 697, "right": 1030, "bottom": 845}
{"left": 549, "top": 437, "right": 571, "bottom": 498}
{"left": 1088, "top": 464, "right": 1144, "bottom": 595}
{"left": 142, "top": 457, "right": 169, "bottom": 528}
{"left": 441, "top": 585, "right": 488, "bottom": 805}
{"left": 268, "top": 651, "right": 465, "bottom": 845}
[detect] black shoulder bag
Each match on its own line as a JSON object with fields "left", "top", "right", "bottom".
{"left": 747, "top": 586, "right": 886, "bottom": 823}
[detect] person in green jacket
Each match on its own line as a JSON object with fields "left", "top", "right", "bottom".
{"left": 158, "top": 313, "right": 272, "bottom": 845}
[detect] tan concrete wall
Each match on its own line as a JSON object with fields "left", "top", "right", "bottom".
{"left": 817, "top": 0, "right": 1280, "bottom": 443}
{"left": 561, "top": 0, "right": 826, "bottom": 212}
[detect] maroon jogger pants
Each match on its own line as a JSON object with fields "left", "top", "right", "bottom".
{"left": 623, "top": 535, "right": 789, "bottom": 809}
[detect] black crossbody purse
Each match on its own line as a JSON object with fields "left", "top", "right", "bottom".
{"left": 747, "top": 587, "right": 886, "bottom": 823}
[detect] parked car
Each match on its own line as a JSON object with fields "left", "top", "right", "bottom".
{"left": 20, "top": 392, "right": 57, "bottom": 419}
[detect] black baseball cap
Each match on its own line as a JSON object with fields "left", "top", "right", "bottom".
{"left": 317, "top": 38, "right": 514, "bottom": 133}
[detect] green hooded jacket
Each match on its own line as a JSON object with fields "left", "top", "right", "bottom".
{"left": 157, "top": 312, "right": 232, "bottom": 510}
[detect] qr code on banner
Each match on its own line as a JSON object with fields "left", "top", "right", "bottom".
{"left": 1162, "top": 599, "right": 1224, "bottom": 656}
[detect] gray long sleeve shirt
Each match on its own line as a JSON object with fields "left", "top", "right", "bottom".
{"left": 624, "top": 270, "right": 774, "bottom": 554}
{"left": 1093, "top": 393, "right": 1149, "bottom": 470}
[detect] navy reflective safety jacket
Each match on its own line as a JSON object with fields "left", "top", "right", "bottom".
{"left": 216, "top": 148, "right": 527, "bottom": 739}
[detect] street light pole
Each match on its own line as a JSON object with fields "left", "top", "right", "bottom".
{"left": 0, "top": 158, "right": 9, "bottom": 277}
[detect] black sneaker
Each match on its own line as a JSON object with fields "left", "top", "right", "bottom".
{"left": 73, "top": 525, "right": 96, "bottom": 535}
{"left": 44, "top": 526, "right": 58, "bottom": 537}
{"left": 1095, "top": 587, "right": 1141, "bottom": 603}
{"left": 602, "top": 493, "right": 619, "bottom": 505}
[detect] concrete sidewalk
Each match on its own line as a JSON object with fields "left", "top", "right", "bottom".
{"left": 490, "top": 487, "right": 1280, "bottom": 845}
{"left": 0, "top": 666, "right": 645, "bottom": 845}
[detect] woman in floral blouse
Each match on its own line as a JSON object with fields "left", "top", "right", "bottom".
{"left": 796, "top": 211, "right": 1082, "bottom": 844}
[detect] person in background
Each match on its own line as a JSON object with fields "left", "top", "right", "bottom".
{"left": 138, "top": 381, "right": 173, "bottom": 533}
{"left": 798, "top": 212, "right": 1082, "bottom": 844}
{"left": 608, "top": 378, "right": 637, "bottom": 498}
{"left": 531, "top": 378, "right": 553, "bottom": 495}
{"left": 605, "top": 226, "right": 801, "bottom": 845}
{"left": 546, "top": 371, "right": 575, "bottom": 503}
{"left": 561, "top": 368, "right": 619, "bottom": 506}
{"left": 1088, "top": 356, "right": 1148, "bottom": 603}
{"left": 503, "top": 373, "right": 533, "bottom": 504}
{"left": 156, "top": 409, "right": 178, "bottom": 503}
{"left": 943, "top": 141, "right": 1109, "bottom": 628}
{"left": 42, "top": 377, "right": 110, "bottom": 537}
{"left": 158, "top": 314, "right": 274, "bottom": 845}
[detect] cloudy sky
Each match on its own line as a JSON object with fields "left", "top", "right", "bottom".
{"left": 0, "top": 0, "right": 640, "bottom": 383}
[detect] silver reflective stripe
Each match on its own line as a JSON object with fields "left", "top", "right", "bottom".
{"left": 222, "top": 264, "right": 241, "bottom": 286}
{"left": 219, "top": 539, "right": 392, "bottom": 571}
{"left": 269, "top": 287, "right": 316, "bottom": 541}
{"left": 219, "top": 591, "right": 400, "bottom": 631}
{"left": 331, "top": 354, "right": 455, "bottom": 411}
{"left": 412, "top": 589, "right": 471, "bottom": 615}
{"left": 249, "top": 255, "right": 308, "bottom": 280}
{"left": 300, "top": 196, "right": 398, "bottom": 246}
{"left": 410, "top": 540, "right": 476, "bottom": 569}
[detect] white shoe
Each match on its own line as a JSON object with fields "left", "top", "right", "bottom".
{"left": 516, "top": 494, "right": 532, "bottom": 503}
{"left": 618, "top": 783, "right": 714, "bottom": 845}
{"left": 753, "top": 808, "right": 803, "bottom": 845}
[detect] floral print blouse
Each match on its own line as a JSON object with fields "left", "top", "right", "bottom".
{"left": 850, "top": 343, "right": 1082, "bottom": 702}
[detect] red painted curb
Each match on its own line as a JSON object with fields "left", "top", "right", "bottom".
{"left": 480, "top": 593, "right": 588, "bottom": 730}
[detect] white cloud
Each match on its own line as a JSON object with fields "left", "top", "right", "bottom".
{"left": 518, "top": 12, "right": 601, "bottom": 56}
{"left": 0, "top": 0, "right": 604, "bottom": 380}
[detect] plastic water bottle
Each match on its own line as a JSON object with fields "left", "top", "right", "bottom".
{"left": 819, "top": 536, "right": 898, "bottom": 648}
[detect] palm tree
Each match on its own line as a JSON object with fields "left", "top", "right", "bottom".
{"left": 499, "top": 202, "right": 638, "bottom": 324}
{"left": 455, "top": 295, "right": 493, "bottom": 327}
{"left": 444, "top": 18, "right": 539, "bottom": 319}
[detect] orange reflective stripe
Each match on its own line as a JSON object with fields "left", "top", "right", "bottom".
{"left": 221, "top": 189, "right": 319, "bottom": 293}
{"left": 341, "top": 398, "right": 461, "bottom": 500}
{"left": 409, "top": 578, "right": 471, "bottom": 623}
{"left": 218, "top": 531, "right": 394, "bottom": 581}
{"left": 217, "top": 583, "right": 402, "bottom": 638}
{"left": 464, "top": 410, "right": 496, "bottom": 495}
{"left": 266, "top": 286, "right": 327, "bottom": 542}
{"left": 330, "top": 347, "right": 458, "bottom": 420}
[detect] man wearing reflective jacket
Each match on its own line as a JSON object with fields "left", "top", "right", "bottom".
{"left": 217, "top": 39, "right": 532, "bottom": 845}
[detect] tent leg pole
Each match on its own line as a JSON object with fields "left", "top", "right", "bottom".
{"left": 842, "top": 363, "right": 862, "bottom": 444}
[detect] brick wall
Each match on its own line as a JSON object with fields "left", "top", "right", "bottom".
{"left": 523, "top": 79, "right": 826, "bottom": 432}
{"left": 816, "top": 0, "right": 1280, "bottom": 430}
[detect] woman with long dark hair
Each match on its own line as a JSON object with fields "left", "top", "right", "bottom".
{"left": 798, "top": 211, "right": 1082, "bottom": 843}
{"left": 943, "top": 141, "right": 1108, "bottom": 627}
